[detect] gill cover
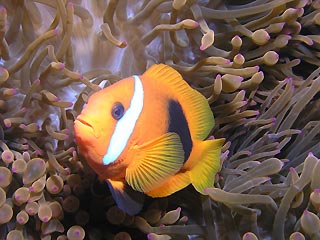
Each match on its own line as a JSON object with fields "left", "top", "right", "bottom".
{"left": 102, "top": 75, "right": 144, "bottom": 165}
{"left": 74, "top": 77, "right": 136, "bottom": 171}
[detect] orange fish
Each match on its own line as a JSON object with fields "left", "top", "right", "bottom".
{"left": 74, "top": 64, "right": 224, "bottom": 215}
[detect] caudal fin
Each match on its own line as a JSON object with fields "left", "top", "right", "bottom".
{"left": 188, "top": 138, "right": 224, "bottom": 194}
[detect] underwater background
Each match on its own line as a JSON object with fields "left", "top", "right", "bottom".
{"left": 0, "top": 0, "right": 319, "bottom": 239}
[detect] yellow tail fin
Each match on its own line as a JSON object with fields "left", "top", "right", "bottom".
{"left": 188, "top": 138, "right": 224, "bottom": 194}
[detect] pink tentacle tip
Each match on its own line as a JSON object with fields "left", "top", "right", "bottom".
{"left": 303, "top": 209, "right": 309, "bottom": 215}
{"left": 314, "top": 189, "right": 320, "bottom": 193}
{"left": 279, "top": 161, "right": 284, "bottom": 168}
{"left": 54, "top": 28, "right": 61, "bottom": 35}
{"left": 307, "top": 40, "right": 314, "bottom": 46}
{"left": 308, "top": 152, "right": 315, "bottom": 157}
{"left": 64, "top": 168, "right": 71, "bottom": 175}
{"left": 53, "top": 96, "right": 60, "bottom": 102}
{"left": 67, "top": 2, "right": 74, "bottom": 7}
{"left": 4, "top": 121, "right": 11, "bottom": 128}
{"left": 119, "top": 41, "right": 127, "bottom": 48}
{"left": 243, "top": 232, "right": 251, "bottom": 237}
{"left": 74, "top": 229, "right": 81, "bottom": 236}
{"left": 34, "top": 150, "right": 44, "bottom": 156}
{"left": 296, "top": 8, "right": 304, "bottom": 15}
{"left": 64, "top": 129, "right": 71, "bottom": 135}
{"left": 249, "top": 101, "right": 257, "bottom": 107}
{"left": 199, "top": 45, "right": 206, "bottom": 51}
{"left": 0, "top": 6, "right": 6, "bottom": 14}
{"left": 11, "top": 88, "right": 19, "bottom": 95}
{"left": 192, "top": 21, "right": 200, "bottom": 28}
{"left": 58, "top": 63, "right": 65, "bottom": 70}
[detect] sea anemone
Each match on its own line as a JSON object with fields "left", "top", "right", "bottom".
{"left": 0, "top": 0, "right": 319, "bottom": 239}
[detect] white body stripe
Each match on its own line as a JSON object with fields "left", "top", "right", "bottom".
{"left": 103, "top": 75, "right": 144, "bottom": 165}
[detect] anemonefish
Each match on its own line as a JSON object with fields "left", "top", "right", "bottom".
{"left": 74, "top": 64, "right": 224, "bottom": 215}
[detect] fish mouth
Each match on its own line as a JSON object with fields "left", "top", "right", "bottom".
{"left": 75, "top": 117, "right": 93, "bottom": 129}
{"left": 74, "top": 116, "right": 101, "bottom": 138}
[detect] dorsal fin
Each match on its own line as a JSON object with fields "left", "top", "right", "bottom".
{"left": 142, "top": 64, "right": 214, "bottom": 140}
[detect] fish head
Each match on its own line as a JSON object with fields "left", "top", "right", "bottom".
{"left": 74, "top": 77, "right": 136, "bottom": 178}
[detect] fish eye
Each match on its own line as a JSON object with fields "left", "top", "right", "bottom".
{"left": 111, "top": 102, "right": 125, "bottom": 120}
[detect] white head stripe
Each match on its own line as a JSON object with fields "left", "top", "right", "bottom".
{"left": 102, "top": 75, "right": 144, "bottom": 165}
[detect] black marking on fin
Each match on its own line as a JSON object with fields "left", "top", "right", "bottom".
{"left": 168, "top": 100, "right": 193, "bottom": 162}
{"left": 106, "top": 180, "right": 145, "bottom": 216}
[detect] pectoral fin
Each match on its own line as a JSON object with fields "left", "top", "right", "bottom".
{"left": 126, "top": 132, "right": 184, "bottom": 193}
{"left": 106, "top": 179, "right": 145, "bottom": 216}
{"left": 146, "top": 138, "right": 224, "bottom": 197}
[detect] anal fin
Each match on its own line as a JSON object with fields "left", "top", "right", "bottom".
{"left": 146, "top": 172, "right": 190, "bottom": 198}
